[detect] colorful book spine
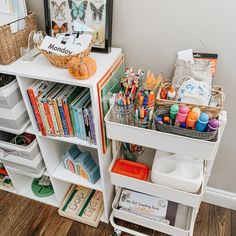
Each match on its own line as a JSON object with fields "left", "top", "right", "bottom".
{"left": 69, "top": 106, "right": 76, "bottom": 135}
{"left": 83, "top": 108, "right": 91, "bottom": 143}
{"left": 38, "top": 99, "right": 51, "bottom": 135}
{"left": 48, "top": 98, "right": 60, "bottom": 136}
{"left": 58, "top": 98, "right": 69, "bottom": 136}
{"left": 78, "top": 107, "right": 86, "bottom": 140}
{"left": 27, "top": 89, "right": 46, "bottom": 136}
{"left": 73, "top": 106, "right": 80, "bottom": 138}
{"left": 52, "top": 99, "right": 64, "bottom": 136}
{"left": 43, "top": 101, "right": 56, "bottom": 136}
{"left": 63, "top": 101, "right": 74, "bottom": 136}
{"left": 88, "top": 107, "right": 96, "bottom": 145}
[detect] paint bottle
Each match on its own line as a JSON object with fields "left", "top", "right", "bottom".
{"left": 163, "top": 116, "right": 170, "bottom": 125}
{"left": 195, "top": 112, "right": 209, "bottom": 132}
{"left": 170, "top": 104, "right": 179, "bottom": 125}
{"left": 186, "top": 111, "right": 198, "bottom": 129}
{"left": 191, "top": 107, "right": 201, "bottom": 118}
{"left": 206, "top": 119, "right": 220, "bottom": 132}
{"left": 167, "top": 86, "right": 176, "bottom": 100}
{"left": 175, "top": 105, "right": 189, "bottom": 127}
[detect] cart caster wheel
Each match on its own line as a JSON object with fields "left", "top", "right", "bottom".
{"left": 112, "top": 229, "right": 122, "bottom": 236}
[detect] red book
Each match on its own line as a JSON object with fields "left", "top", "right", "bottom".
{"left": 43, "top": 102, "right": 56, "bottom": 136}
{"left": 62, "top": 101, "right": 73, "bottom": 136}
{"left": 27, "top": 85, "right": 46, "bottom": 136}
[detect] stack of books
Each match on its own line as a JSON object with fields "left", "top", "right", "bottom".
{"left": 27, "top": 81, "right": 96, "bottom": 145}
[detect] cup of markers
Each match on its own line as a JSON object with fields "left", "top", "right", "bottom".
{"left": 134, "top": 90, "right": 155, "bottom": 129}
{"left": 113, "top": 92, "right": 134, "bottom": 125}
{"left": 123, "top": 142, "right": 144, "bottom": 162}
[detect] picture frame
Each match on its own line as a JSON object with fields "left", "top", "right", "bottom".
{"left": 44, "top": 0, "right": 113, "bottom": 53}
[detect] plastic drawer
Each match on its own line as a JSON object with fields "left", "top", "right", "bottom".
{"left": 112, "top": 187, "right": 196, "bottom": 236}
{"left": 0, "top": 131, "right": 40, "bottom": 160}
{"left": 109, "top": 146, "right": 204, "bottom": 208}
{"left": 105, "top": 108, "right": 222, "bottom": 160}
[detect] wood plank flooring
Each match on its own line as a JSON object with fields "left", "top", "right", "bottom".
{"left": 0, "top": 190, "right": 234, "bottom": 236}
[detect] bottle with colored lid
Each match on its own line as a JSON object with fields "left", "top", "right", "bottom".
{"left": 167, "top": 86, "right": 176, "bottom": 100}
{"left": 186, "top": 111, "right": 198, "bottom": 129}
{"left": 170, "top": 104, "right": 179, "bottom": 125}
{"left": 195, "top": 112, "right": 209, "bottom": 132}
{"left": 175, "top": 105, "right": 189, "bottom": 127}
{"left": 191, "top": 107, "right": 201, "bottom": 118}
{"left": 206, "top": 119, "right": 220, "bottom": 132}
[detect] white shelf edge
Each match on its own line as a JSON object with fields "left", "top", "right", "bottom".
{"left": 37, "top": 132, "right": 98, "bottom": 149}
{"left": 52, "top": 161, "right": 102, "bottom": 192}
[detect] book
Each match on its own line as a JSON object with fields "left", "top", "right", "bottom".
{"left": 27, "top": 81, "right": 53, "bottom": 136}
{"left": 48, "top": 84, "right": 67, "bottom": 136}
{"left": 88, "top": 106, "right": 96, "bottom": 145}
{"left": 73, "top": 90, "right": 90, "bottom": 139}
{"left": 57, "top": 85, "right": 70, "bottom": 136}
{"left": 62, "top": 86, "right": 83, "bottom": 136}
{"left": 82, "top": 98, "right": 92, "bottom": 142}
{"left": 69, "top": 88, "right": 88, "bottom": 137}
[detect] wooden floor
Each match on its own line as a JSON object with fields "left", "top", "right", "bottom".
{"left": 0, "top": 190, "right": 234, "bottom": 236}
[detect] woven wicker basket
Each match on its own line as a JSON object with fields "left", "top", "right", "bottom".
{"left": 156, "top": 80, "right": 224, "bottom": 118}
{"left": 0, "top": 12, "right": 37, "bottom": 65}
{"left": 39, "top": 45, "right": 91, "bottom": 69}
{"left": 154, "top": 108, "right": 218, "bottom": 141}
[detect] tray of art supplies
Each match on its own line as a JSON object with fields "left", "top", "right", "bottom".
{"left": 112, "top": 187, "right": 196, "bottom": 236}
{"left": 154, "top": 107, "right": 218, "bottom": 141}
{"left": 58, "top": 184, "right": 104, "bottom": 228}
{"left": 109, "top": 145, "right": 204, "bottom": 208}
{"left": 156, "top": 80, "right": 224, "bottom": 117}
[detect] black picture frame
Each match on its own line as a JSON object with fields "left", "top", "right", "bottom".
{"left": 43, "top": 0, "right": 113, "bottom": 53}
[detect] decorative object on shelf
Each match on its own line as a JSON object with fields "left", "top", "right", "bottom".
{"left": 21, "top": 30, "right": 46, "bottom": 61}
{"left": 112, "top": 159, "right": 149, "bottom": 181}
{"left": 59, "top": 185, "right": 104, "bottom": 227}
{"left": 67, "top": 56, "right": 97, "bottom": 80}
{"left": 151, "top": 152, "right": 203, "bottom": 193}
{"left": 123, "top": 142, "right": 144, "bottom": 162}
{"left": 63, "top": 144, "right": 100, "bottom": 184}
{"left": 31, "top": 175, "right": 54, "bottom": 197}
{"left": 0, "top": 12, "right": 37, "bottom": 65}
{"left": 44, "top": 0, "right": 113, "bottom": 53}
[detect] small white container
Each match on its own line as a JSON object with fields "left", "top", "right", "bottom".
{"left": 0, "top": 131, "right": 40, "bottom": 160}
{"left": 151, "top": 152, "right": 204, "bottom": 193}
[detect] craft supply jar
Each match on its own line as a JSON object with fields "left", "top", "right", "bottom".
{"left": 123, "top": 143, "right": 144, "bottom": 162}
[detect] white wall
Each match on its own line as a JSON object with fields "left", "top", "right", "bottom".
{"left": 26, "top": 0, "right": 235, "bottom": 193}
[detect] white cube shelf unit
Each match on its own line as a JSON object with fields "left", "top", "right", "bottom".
{"left": 0, "top": 48, "right": 123, "bottom": 223}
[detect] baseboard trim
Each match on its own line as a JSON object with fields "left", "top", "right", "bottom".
{"left": 203, "top": 186, "right": 236, "bottom": 210}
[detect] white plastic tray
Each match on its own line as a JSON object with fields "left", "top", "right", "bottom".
{"left": 105, "top": 108, "right": 223, "bottom": 160}
{"left": 109, "top": 146, "right": 204, "bottom": 208}
{"left": 112, "top": 187, "right": 196, "bottom": 236}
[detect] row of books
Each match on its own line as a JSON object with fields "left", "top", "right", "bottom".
{"left": 27, "top": 81, "right": 96, "bottom": 145}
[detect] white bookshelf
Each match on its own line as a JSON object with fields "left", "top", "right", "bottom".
{"left": 0, "top": 48, "right": 123, "bottom": 224}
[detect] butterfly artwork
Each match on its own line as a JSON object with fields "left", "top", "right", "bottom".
{"left": 51, "top": 21, "right": 68, "bottom": 36}
{"left": 51, "top": 1, "right": 67, "bottom": 20}
{"left": 90, "top": 2, "right": 104, "bottom": 22}
{"left": 68, "top": 0, "right": 88, "bottom": 23}
{"left": 91, "top": 26, "right": 105, "bottom": 47}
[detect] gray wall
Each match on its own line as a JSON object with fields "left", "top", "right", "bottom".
{"left": 26, "top": 0, "right": 235, "bottom": 193}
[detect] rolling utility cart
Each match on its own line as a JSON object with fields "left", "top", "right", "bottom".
{"left": 105, "top": 107, "right": 227, "bottom": 236}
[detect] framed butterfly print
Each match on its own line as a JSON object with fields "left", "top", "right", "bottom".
{"left": 44, "top": 0, "right": 113, "bottom": 53}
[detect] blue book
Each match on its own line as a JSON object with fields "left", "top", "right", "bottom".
{"left": 69, "top": 88, "right": 88, "bottom": 137}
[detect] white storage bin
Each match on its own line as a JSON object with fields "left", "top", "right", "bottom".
{"left": 109, "top": 146, "right": 203, "bottom": 208}
{"left": 0, "top": 131, "right": 40, "bottom": 160}
{"left": 1, "top": 153, "right": 45, "bottom": 178}
{"left": 112, "top": 187, "right": 195, "bottom": 236}
{"left": 105, "top": 108, "right": 222, "bottom": 160}
{"left": 0, "top": 79, "right": 22, "bottom": 109}
{"left": 151, "top": 151, "right": 204, "bottom": 193}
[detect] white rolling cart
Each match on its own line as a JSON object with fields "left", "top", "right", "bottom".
{"left": 105, "top": 105, "right": 227, "bottom": 235}
{"left": 0, "top": 48, "right": 124, "bottom": 224}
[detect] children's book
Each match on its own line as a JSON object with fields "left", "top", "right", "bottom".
{"left": 88, "top": 106, "right": 96, "bottom": 145}
{"left": 83, "top": 99, "right": 91, "bottom": 143}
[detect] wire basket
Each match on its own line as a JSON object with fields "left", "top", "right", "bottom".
{"left": 0, "top": 12, "right": 37, "bottom": 65}
{"left": 154, "top": 108, "right": 218, "bottom": 141}
{"left": 156, "top": 80, "right": 224, "bottom": 118}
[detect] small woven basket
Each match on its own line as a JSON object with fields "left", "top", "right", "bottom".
{"left": 0, "top": 12, "right": 37, "bottom": 65}
{"left": 39, "top": 44, "right": 91, "bottom": 69}
{"left": 154, "top": 108, "right": 218, "bottom": 141}
{"left": 156, "top": 80, "right": 224, "bottom": 118}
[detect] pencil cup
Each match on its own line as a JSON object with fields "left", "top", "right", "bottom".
{"left": 123, "top": 142, "right": 144, "bottom": 162}
{"left": 112, "top": 101, "right": 134, "bottom": 126}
